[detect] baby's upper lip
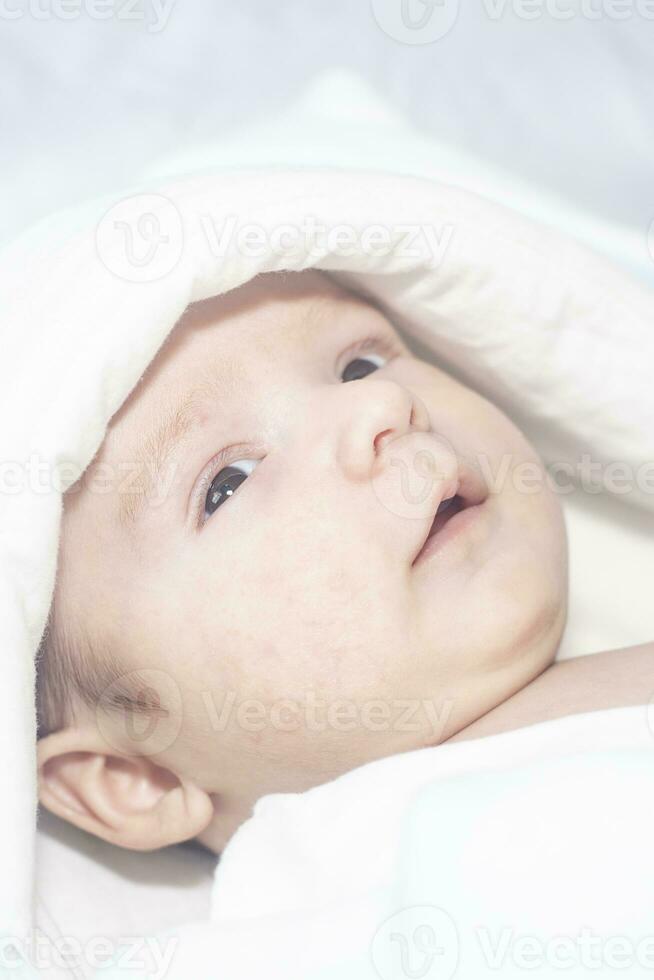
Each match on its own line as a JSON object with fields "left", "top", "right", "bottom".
{"left": 411, "top": 456, "right": 489, "bottom": 565}
{"left": 455, "top": 456, "right": 489, "bottom": 509}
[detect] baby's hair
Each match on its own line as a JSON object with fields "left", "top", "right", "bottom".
{"left": 35, "top": 604, "right": 167, "bottom": 741}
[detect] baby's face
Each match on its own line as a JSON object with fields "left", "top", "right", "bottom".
{"left": 58, "top": 270, "right": 567, "bottom": 848}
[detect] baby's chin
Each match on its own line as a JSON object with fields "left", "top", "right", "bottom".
{"left": 428, "top": 588, "right": 566, "bottom": 731}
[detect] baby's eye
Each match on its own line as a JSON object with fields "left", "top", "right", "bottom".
{"left": 340, "top": 352, "right": 387, "bottom": 383}
{"left": 203, "top": 459, "right": 257, "bottom": 521}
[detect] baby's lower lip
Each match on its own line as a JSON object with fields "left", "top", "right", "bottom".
{"left": 412, "top": 498, "right": 486, "bottom": 566}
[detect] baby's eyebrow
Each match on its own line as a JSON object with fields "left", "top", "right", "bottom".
{"left": 117, "top": 370, "right": 234, "bottom": 532}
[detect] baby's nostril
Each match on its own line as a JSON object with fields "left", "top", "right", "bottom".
{"left": 374, "top": 428, "right": 394, "bottom": 454}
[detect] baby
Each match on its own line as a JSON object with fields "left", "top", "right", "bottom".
{"left": 34, "top": 269, "right": 651, "bottom": 855}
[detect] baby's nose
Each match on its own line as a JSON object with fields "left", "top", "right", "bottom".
{"left": 336, "top": 378, "right": 431, "bottom": 484}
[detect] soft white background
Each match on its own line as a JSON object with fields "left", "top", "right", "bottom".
{"left": 2, "top": 0, "right": 654, "bottom": 248}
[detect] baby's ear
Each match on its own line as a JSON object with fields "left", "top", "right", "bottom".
{"left": 36, "top": 727, "right": 214, "bottom": 850}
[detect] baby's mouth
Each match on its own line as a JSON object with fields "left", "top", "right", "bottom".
{"left": 412, "top": 460, "right": 489, "bottom": 565}
{"left": 412, "top": 493, "right": 477, "bottom": 565}
{"left": 426, "top": 493, "right": 466, "bottom": 539}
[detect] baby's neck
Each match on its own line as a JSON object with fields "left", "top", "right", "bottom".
{"left": 447, "top": 642, "right": 653, "bottom": 744}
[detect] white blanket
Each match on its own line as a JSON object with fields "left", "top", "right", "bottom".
{"left": 194, "top": 706, "right": 654, "bottom": 980}
{"left": 32, "top": 709, "right": 654, "bottom": 978}
{"left": 1, "top": 78, "right": 653, "bottom": 971}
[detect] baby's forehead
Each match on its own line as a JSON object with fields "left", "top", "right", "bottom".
{"left": 175, "top": 269, "right": 373, "bottom": 337}
{"left": 126, "top": 271, "right": 384, "bottom": 406}
{"left": 67, "top": 271, "right": 388, "bottom": 507}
